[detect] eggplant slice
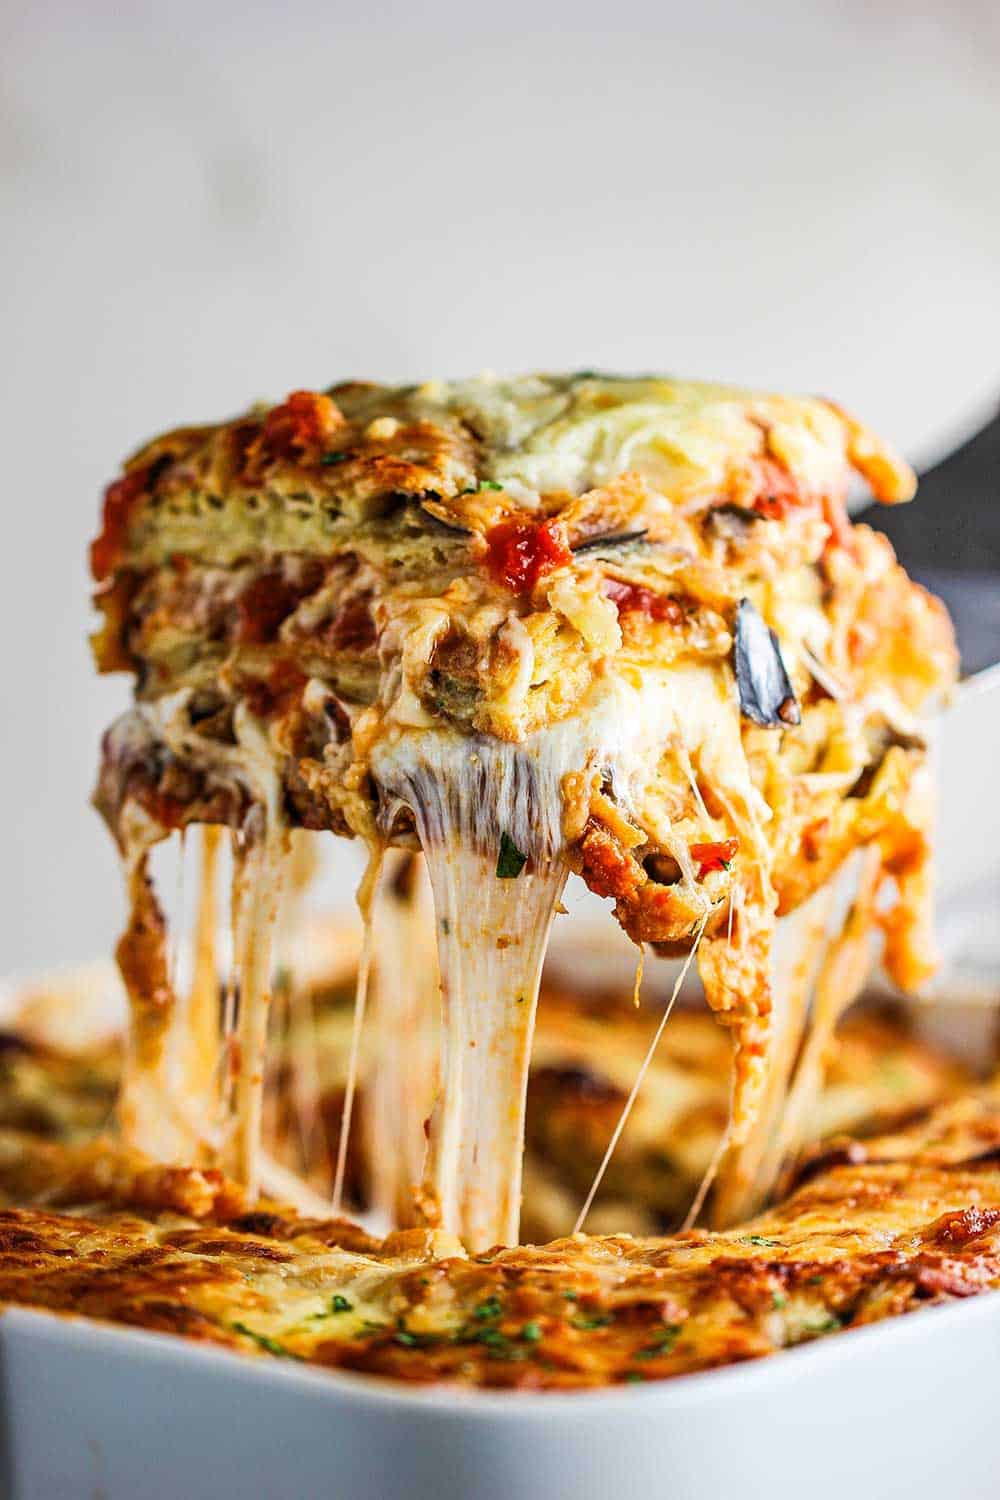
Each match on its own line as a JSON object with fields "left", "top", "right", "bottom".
{"left": 734, "top": 598, "right": 801, "bottom": 728}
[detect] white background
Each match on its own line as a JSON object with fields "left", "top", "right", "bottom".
{"left": 2, "top": 0, "right": 999, "bottom": 974}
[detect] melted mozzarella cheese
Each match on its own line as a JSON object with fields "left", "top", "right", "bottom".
{"left": 372, "top": 727, "right": 578, "bottom": 1249}
{"left": 370, "top": 664, "right": 778, "bottom": 1247}
{"left": 363, "top": 853, "right": 440, "bottom": 1227}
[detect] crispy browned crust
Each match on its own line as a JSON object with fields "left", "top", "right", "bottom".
{"left": 0, "top": 1095, "right": 998, "bottom": 1387}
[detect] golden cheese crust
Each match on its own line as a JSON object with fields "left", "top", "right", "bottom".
{"left": 1, "top": 1095, "right": 999, "bottom": 1389}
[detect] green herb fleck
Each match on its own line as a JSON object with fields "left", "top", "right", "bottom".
{"left": 496, "top": 833, "right": 527, "bottom": 879}
{"left": 320, "top": 450, "right": 349, "bottom": 466}
{"left": 356, "top": 1319, "right": 389, "bottom": 1339}
{"left": 310, "top": 1293, "right": 353, "bottom": 1320}
{"left": 474, "top": 1328, "right": 526, "bottom": 1360}
{"left": 624, "top": 1370, "right": 646, "bottom": 1384}
{"left": 571, "top": 1313, "right": 613, "bottom": 1330}
{"left": 738, "top": 1235, "right": 779, "bottom": 1249}
{"left": 806, "top": 1274, "right": 823, "bottom": 1285}
{"left": 772, "top": 1292, "right": 787, "bottom": 1310}
{"left": 476, "top": 1328, "right": 508, "bottom": 1348}
{"left": 232, "top": 1323, "right": 301, "bottom": 1360}
{"left": 475, "top": 1296, "right": 503, "bottom": 1322}
{"left": 462, "top": 479, "right": 504, "bottom": 494}
{"left": 562, "top": 1291, "right": 579, "bottom": 1302}
{"left": 520, "top": 1322, "right": 542, "bottom": 1343}
{"left": 806, "top": 1314, "right": 842, "bottom": 1336}
{"left": 394, "top": 1318, "right": 442, "bottom": 1350}
{"left": 634, "top": 1324, "right": 682, "bottom": 1359}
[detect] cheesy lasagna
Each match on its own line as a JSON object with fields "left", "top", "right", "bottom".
{"left": 1, "top": 1093, "right": 999, "bottom": 1389}
{"left": 90, "top": 373, "right": 956, "bottom": 1248}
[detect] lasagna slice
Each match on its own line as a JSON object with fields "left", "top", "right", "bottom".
{"left": 90, "top": 373, "right": 956, "bottom": 1246}
{"left": 0, "top": 1093, "right": 998, "bottom": 1388}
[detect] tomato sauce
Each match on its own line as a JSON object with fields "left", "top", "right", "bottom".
{"left": 235, "top": 572, "right": 305, "bottom": 644}
{"left": 485, "top": 518, "right": 572, "bottom": 593}
{"left": 257, "top": 390, "right": 341, "bottom": 462}
{"left": 748, "top": 457, "right": 804, "bottom": 521}
{"left": 689, "top": 838, "right": 739, "bottom": 877}
{"left": 242, "top": 661, "right": 308, "bottom": 719}
{"left": 603, "top": 578, "right": 684, "bottom": 625}
{"left": 90, "top": 466, "right": 153, "bottom": 581}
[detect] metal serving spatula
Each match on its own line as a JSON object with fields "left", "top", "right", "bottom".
{"left": 863, "top": 403, "right": 1000, "bottom": 676}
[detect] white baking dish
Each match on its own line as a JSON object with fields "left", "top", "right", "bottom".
{"left": 3, "top": 1292, "right": 999, "bottom": 1500}
{"left": 0, "top": 671, "right": 996, "bottom": 1500}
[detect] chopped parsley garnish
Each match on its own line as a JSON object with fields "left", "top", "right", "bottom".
{"left": 449, "top": 1300, "right": 540, "bottom": 1361}
{"left": 462, "top": 479, "right": 504, "bottom": 494}
{"left": 562, "top": 1291, "right": 579, "bottom": 1302}
{"left": 320, "top": 450, "right": 349, "bottom": 466}
{"left": 394, "top": 1318, "right": 442, "bottom": 1350}
{"left": 357, "top": 1318, "right": 389, "bottom": 1338}
{"left": 232, "top": 1323, "right": 301, "bottom": 1360}
{"left": 496, "top": 833, "right": 527, "bottom": 879}
{"left": 310, "top": 1293, "right": 353, "bottom": 1319}
{"left": 634, "top": 1324, "right": 682, "bottom": 1359}
{"left": 806, "top": 1314, "right": 842, "bottom": 1336}
{"left": 739, "top": 1235, "right": 779, "bottom": 1248}
{"left": 772, "top": 1292, "right": 787, "bottom": 1310}
{"left": 624, "top": 1370, "right": 646, "bottom": 1383}
{"left": 471, "top": 1327, "right": 527, "bottom": 1360}
{"left": 571, "top": 1313, "right": 613, "bottom": 1330}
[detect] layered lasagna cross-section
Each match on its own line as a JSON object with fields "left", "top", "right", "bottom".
{"left": 91, "top": 373, "right": 956, "bottom": 1248}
